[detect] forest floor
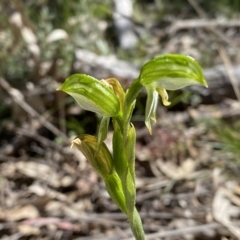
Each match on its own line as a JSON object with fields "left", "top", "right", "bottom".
{"left": 1, "top": 1, "right": 240, "bottom": 239}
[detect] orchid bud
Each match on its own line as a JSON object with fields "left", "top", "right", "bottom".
{"left": 58, "top": 74, "right": 120, "bottom": 117}
{"left": 72, "top": 134, "right": 113, "bottom": 177}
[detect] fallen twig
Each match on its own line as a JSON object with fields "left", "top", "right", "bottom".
{"left": 17, "top": 128, "right": 70, "bottom": 154}
{"left": 0, "top": 77, "right": 70, "bottom": 144}
{"left": 218, "top": 45, "right": 240, "bottom": 101}
{"left": 169, "top": 18, "right": 240, "bottom": 33}
{"left": 130, "top": 221, "right": 240, "bottom": 240}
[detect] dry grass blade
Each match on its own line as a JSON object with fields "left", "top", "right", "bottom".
{"left": 218, "top": 46, "right": 240, "bottom": 102}
{"left": 169, "top": 19, "right": 240, "bottom": 33}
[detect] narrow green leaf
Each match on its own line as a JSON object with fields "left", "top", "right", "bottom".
{"left": 125, "top": 124, "right": 136, "bottom": 180}
{"left": 123, "top": 100, "right": 136, "bottom": 142}
{"left": 104, "top": 173, "right": 127, "bottom": 214}
{"left": 112, "top": 128, "right": 128, "bottom": 179}
{"left": 97, "top": 117, "right": 110, "bottom": 153}
{"left": 130, "top": 208, "right": 145, "bottom": 240}
{"left": 123, "top": 167, "right": 135, "bottom": 216}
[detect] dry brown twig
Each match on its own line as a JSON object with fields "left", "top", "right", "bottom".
{"left": 17, "top": 128, "right": 70, "bottom": 154}
{"left": 0, "top": 77, "right": 70, "bottom": 144}
{"left": 76, "top": 221, "right": 240, "bottom": 240}
{"left": 169, "top": 19, "right": 240, "bottom": 34}
{"left": 187, "top": 0, "right": 233, "bottom": 45}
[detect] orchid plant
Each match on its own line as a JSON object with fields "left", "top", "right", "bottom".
{"left": 58, "top": 54, "right": 207, "bottom": 240}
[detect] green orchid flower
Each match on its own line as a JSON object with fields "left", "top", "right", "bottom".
{"left": 139, "top": 54, "right": 208, "bottom": 133}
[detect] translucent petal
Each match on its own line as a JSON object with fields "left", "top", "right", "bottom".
{"left": 145, "top": 88, "right": 158, "bottom": 134}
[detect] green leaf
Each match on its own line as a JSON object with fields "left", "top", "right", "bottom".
{"left": 58, "top": 74, "right": 120, "bottom": 117}
{"left": 130, "top": 208, "right": 145, "bottom": 240}
{"left": 104, "top": 173, "right": 127, "bottom": 214}
{"left": 125, "top": 124, "right": 136, "bottom": 180}
{"left": 140, "top": 54, "right": 208, "bottom": 90}
{"left": 123, "top": 167, "right": 135, "bottom": 216}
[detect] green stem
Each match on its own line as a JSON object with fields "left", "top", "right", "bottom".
{"left": 129, "top": 207, "right": 145, "bottom": 240}
{"left": 104, "top": 171, "right": 145, "bottom": 240}
{"left": 111, "top": 78, "right": 145, "bottom": 239}
{"left": 123, "top": 78, "right": 142, "bottom": 139}
{"left": 125, "top": 78, "right": 143, "bottom": 108}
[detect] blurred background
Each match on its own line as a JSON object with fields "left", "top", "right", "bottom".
{"left": 1, "top": 0, "right": 240, "bottom": 239}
